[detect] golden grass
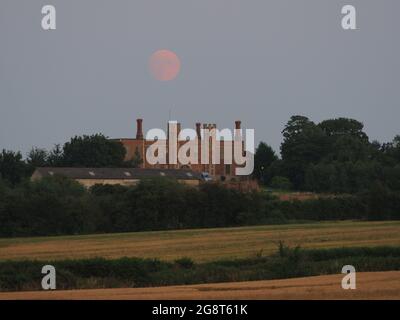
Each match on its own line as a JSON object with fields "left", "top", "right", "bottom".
{"left": 1, "top": 271, "right": 399, "bottom": 300}
{"left": 0, "top": 221, "right": 399, "bottom": 262}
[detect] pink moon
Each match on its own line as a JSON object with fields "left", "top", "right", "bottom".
{"left": 149, "top": 49, "right": 181, "bottom": 81}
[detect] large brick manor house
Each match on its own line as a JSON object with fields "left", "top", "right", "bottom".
{"left": 112, "top": 119, "right": 246, "bottom": 178}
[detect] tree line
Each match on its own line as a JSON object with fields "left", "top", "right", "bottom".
{"left": 254, "top": 116, "right": 400, "bottom": 193}
{"left": 0, "top": 134, "right": 142, "bottom": 185}
{"left": 0, "top": 175, "right": 399, "bottom": 237}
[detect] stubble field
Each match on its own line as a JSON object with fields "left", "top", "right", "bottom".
{"left": 1, "top": 271, "right": 399, "bottom": 300}
{"left": 1, "top": 221, "right": 399, "bottom": 262}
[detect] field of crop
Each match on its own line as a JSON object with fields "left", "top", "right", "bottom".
{"left": 1, "top": 221, "right": 400, "bottom": 262}
{"left": 1, "top": 271, "right": 399, "bottom": 300}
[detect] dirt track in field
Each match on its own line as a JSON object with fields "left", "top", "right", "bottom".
{"left": 1, "top": 272, "right": 399, "bottom": 300}
{"left": 1, "top": 221, "right": 399, "bottom": 262}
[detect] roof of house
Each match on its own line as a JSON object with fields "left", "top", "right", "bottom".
{"left": 33, "top": 167, "right": 201, "bottom": 181}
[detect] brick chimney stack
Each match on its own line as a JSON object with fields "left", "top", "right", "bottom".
{"left": 136, "top": 119, "right": 143, "bottom": 140}
{"left": 196, "top": 123, "right": 201, "bottom": 139}
{"left": 235, "top": 120, "right": 241, "bottom": 130}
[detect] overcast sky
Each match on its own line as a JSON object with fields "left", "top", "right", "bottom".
{"left": 0, "top": 0, "right": 399, "bottom": 156}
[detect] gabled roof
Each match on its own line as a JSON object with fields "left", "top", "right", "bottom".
{"left": 33, "top": 167, "right": 201, "bottom": 181}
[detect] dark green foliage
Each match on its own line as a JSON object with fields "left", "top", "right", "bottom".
{"left": 274, "top": 116, "right": 400, "bottom": 192}
{"left": 303, "top": 160, "right": 400, "bottom": 193}
{"left": 254, "top": 142, "right": 278, "bottom": 183}
{"left": 62, "top": 134, "right": 126, "bottom": 167}
{"left": 0, "top": 150, "right": 32, "bottom": 185}
{"left": 174, "top": 257, "right": 194, "bottom": 269}
{"left": 0, "top": 176, "right": 98, "bottom": 237}
{"left": 1, "top": 246, "right": 399, "bottom": 292}
{"left": 47, "top": 144, "right": 64, "bottom": 166}
{"left": 0, "top": 177, "right": 266, "bottom": 237}
{"left": 269, "top": 176, "right": 293, "bottom": 190}
{"left": 319, "top": 118, "right": 369, "bottom": 142}
{"left": 24, "top": 135, "right": 128, "bottom": 168}
{"left": 280, "top": 116, "right": 329, "bottom": 188}
{"left": 26, "top": 148, "right": 48, "bottom": 168}
{"left": 0, "top": 176, "right": 399, "bottom": 238}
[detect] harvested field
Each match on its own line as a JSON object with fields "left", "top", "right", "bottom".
{"left": 1, "top": 221, "right": 399, "bottom": 262}
{"left": 1, "top": 272, "right": 399, "bottom": 300}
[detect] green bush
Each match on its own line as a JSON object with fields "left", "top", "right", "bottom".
{"left": 269, "top": 176, "right": 293, "bottom": 190}
{"left": 174, "top": 257, "right": 195, "bottom": 269}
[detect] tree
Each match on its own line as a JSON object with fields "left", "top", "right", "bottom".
{"left": 270, "top": 176, "right": 293, "bottom": 190}
{"left": 387, "top": 135, "right": 400, "bottom": 163}
{"left": 47, "top": 144, "right": 64, "bottom": 166}
{"left": 318, "top": 118, "right": 371, "bottom": 163}
{"left": 62, "top": 134, "right": 126, "bottom": 167}
{"left": 281, "top": 116, "right": 328, "bottom": 163}
{"left": 280, "top": 116, "right": 329, "bottom": 189}
{"left": 0, "top": 150, "right": 31, "bottom": 185}
{"left": 328, "top": 135, "right": 371, "bottom": 162}
{"left": 27, "top": 148, "right": 48, "bottom": 167}
{"left": 254, "top": 142, "right": 278, "bottom": 183}
{"left": 393, "top": 135, "right": 400, "bottom": 148}
{"left": 318, "top": 118, "right": 368, "bottom": 142}
{"left": 305, "top": 163, "right": 339, "bottom": 192}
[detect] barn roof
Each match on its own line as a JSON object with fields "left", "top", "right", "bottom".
{"left": 33, "top": 167, "right": 201, "bottom": 181}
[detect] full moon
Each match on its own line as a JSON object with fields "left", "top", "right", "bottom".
{"left": 149, "top": 49, "right": 181, "bottom": 81}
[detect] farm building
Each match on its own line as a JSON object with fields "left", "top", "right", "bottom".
{"left": 31, "top": 167, "right": 202, "bottom": 188}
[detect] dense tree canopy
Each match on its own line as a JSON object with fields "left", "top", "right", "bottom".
{"left": 318, "top": 118, "right": 368, "bottom": 141}
{"left": 0, "top": 150, "right": 32, "bottom": 185}
{"left": 279, "top": 116, "right": 329, "bottom": 188}
{"left": 62, "top": 134, "right": 126, "bottom": 167}
{"left": 27, "top": 148, "right": 48, "bottom": 167}
{"left": 250, "top": 115, "right": 400, "bottom": 193}
{"left": 254, "top": 142, "right": 278, "bottom": 182}
{"left": 24, "top": 134, "right": 128, "bottom": 169}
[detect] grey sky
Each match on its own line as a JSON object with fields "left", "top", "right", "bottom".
{"left": 0, "top": 0, "right": 399, "bottom": 156}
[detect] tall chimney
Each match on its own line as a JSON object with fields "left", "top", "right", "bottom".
{"left": 235, "top": 120, "right": 241, "bottom": 130}
{"left": 196, "top": 123, "right": 201, "bottom": 139}
{"left": 136, "top": 119, "right": 143, "bottom": 140}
